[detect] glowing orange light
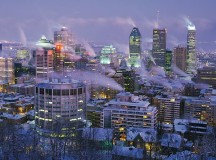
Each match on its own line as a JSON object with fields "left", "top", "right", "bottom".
{"left": 56, "top": 44, "right": 62, "bottom": 52}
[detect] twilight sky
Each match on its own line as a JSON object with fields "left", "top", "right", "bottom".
{"left": 0, "top": 0, "right": 216, "bottom": 51}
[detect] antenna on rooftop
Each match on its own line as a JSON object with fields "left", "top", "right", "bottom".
{"left": 155, "top": 10, "right": 160, "bottom": 28}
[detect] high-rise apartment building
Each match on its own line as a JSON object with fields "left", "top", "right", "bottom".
{"left": 129, "top": 27, "right": 141, "bottom": 67}
{"left": 184, "top": 98, "right": 216, "bottom": 126}
{"left": 35, "top": 78, "right": 86, "bottom": 131}
{"left": 153, "top": 95, "right": 181, "bottom": 124}
{"left": 186, "top": 24, "right": 196, "bottom": 74}
{"left": 35, "top": 36, "right": 54, "bottom": 83}
{"left": 152, "top": 28, "right": 167, "bottom": 67}
{"left": 173, "top": 46, "right": 187, "bottom": 71}
{"left": 103, "top": 92, "right": 158, "bottom": 140}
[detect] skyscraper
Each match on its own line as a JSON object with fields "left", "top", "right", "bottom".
{"left": 152, "top": 28, "right": 167, "bottom": 67}
{"left": 186, "top": 24, "right": 196, "bottom": 74}
{"left": 173, "top": 46, "right": 187, "bottom": 71}
{"left": 35, "top": 36, "right": 54, "bottom": 83}
{"left": 54, "top": 27, "right": 75, "bottom": 73}
{"left": 129, "top": 27, "right": 141, "bottom": 67}
{"left": 54, "top": 27, "right": 75, "bottom": 48}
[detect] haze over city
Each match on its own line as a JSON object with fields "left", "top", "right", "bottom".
{"left": 0, "top": 0, "right": 216, "bottom": 50}
{"left": 0, "top": 1, "right": 216, "bottom": 160}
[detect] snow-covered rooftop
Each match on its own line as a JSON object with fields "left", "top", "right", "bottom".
{"left": 127, "top": 127, "right": 157, "bottom": 142}
{"left": 165, "top": 150, "right": 199, "bottom": 160}
{"left": 112, "top": 146, "right": 144, "bottom": 159}
{"left": 161, "top": 133, "right": 182, "bottom": 149}
{"left": 1, "top": 113, "right": 26, "bottom": 120}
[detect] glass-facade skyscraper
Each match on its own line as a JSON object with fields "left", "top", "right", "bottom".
{"left": 152, "top": 28, "right": 167, "bottom": 68}
{"left": 186, "top": 25, "right": 196, "bottom": 75}
{"left": 129, "top": 27, "right": 141, "bottom": 67}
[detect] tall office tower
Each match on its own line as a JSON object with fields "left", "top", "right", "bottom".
{"left": 35, "top": 78, "right": 86, "bottom": 131}
{"left": 129, "top": 27, "right": 141, "bottom": 67}
{"left": 54, "top": 27, "right": 76, "bottom": 73}
{"left": 165, "top": 50, "right": 172, "bottom": 72}
{"left": 0, "top": 57, "right": 14, "bottom": 84}
{"left": 186, "top": 24, "right": 196, "bottom": 74}
{"left": 53, "top": 44, "right": 68, "bottom": 73}
{"left": 173, "top": 46, "right": 187, "bottom": 71}
{"left": 54, "top": 27, "right": 75, "bottom": 48}
{"left": 35, "top": 36, "right": 54, "bottom": 83}
{"left": 152, "top": 28, "right": 167, "bottom": 67}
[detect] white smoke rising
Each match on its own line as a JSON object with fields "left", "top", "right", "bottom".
{"left": 114, "top": 43, "right": 129, "bottom": 55}
{"left": 184, "top": 16, "right": 193, "bottom": 26}
{"left": 18, "top": 27, "right": 27, "bottom": 47}
{"left": 171, "top": 64, "right": 190, "bottom": 77}
{"left": 183, "top": 16, "right": 195, "bottom": 30}
{"left": 137, "top": 62, "right": 185, "bottom": 90}
{"left": 150, "top": 66, "right": 166, "bottom": 77}
{"left": 69, "top": 70, "right": 123, "bottom": 91}
{"left": 66, "top": 53, "right": 81, "bottom": 61}
{"left": 115, "top": 17, "right": 136, "bottom": 27}
{"left": 148, "top": 53, "right": 156, "bottom": 65}
{"left": 137, "top": 62, "right": 172, "bottom": 89}
{"left": 100, "top": 65, "right": 116, "bottom": 74}
{"left": 82, "top": 41, "right": 96, "bottom": 57}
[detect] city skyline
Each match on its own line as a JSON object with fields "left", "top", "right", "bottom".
{"left": 0, "top": 0, "right": 215, "bottom": 51}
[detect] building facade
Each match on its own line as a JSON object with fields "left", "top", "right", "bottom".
{"left": 165, "top": 50, "right": 172, "bottom": 72}
{"left": 153, "top": 95, "right": 181, "bottom": 124}
{"left": 173, "top": 46, "right": 187, "bottom": 71}
{"left": 103, "top": 92, "right": 158, "bottom": 141}
{"left": 195, "top": 66, "right": 216, "bottom": 89}
{"left": 186, "top": 25, "right": 196, "bottom": 75}
{"left": 184, "top": 98, "right": 216, "bottom": 126}
{"left": 152, "top": 28, "right": 167, "bottom": 68}
{"left": 35, "top": 36, "right": 54, "bottom": 83}
{"left": 0, "top": 57, "right": 14, "bottom": 84}
{"left": 54, "top": 27, "right": 75, "bottom": 48}
{"left": 35, "top": 78, "right": 86, "bottom": 131}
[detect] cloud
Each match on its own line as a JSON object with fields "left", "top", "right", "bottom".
{"left": 59, "top": 17, "right": 136, "bottom": 28}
